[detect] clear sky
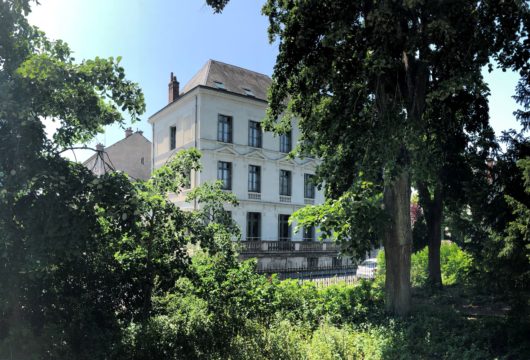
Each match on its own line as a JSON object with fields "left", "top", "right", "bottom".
{"left": 27, "top": 0, "right": 522, "bottom": 162}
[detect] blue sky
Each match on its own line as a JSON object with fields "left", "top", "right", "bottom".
{"left": 28, "top": 0, "right": 522, "bottom": 162}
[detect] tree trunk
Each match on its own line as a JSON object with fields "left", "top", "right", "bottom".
{"left": 417, "top": 181, "right": 443, "bottom": 288}
{"left": 427, "top": 197, "right": 443, "bottom": 288}
{"left": 383, "top": 165, "right": 412, "bottom": 316}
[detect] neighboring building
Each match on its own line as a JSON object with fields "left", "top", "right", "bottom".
{"left": 149, "top": 60, "right": 351, "bottom": 273}
{"left": 83, "top": 128, "right": 152, "bottom": 181}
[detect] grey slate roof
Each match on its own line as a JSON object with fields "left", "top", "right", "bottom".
{"left": 181, "top": 60, "right": 271, "bottom": 101}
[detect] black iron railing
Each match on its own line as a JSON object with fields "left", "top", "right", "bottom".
{"left": 256, "top": 264, "right": 358, "bottom": 280}
{"left": 239, "top": 240, "right": 339, "bottom": 253}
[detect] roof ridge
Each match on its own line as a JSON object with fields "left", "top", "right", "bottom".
{"left": 209, "top": 59, "right": 271, "bottom": 79}
{"left": 203, "top": 59, "right": 213, "bottom": 84}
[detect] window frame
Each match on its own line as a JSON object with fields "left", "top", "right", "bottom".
{"left": 248, "top": 165, "right": 261, "bottom": 193}
{"left": 217, "top": 114, "right": 233, "bottom": 143}
{"left": 304, "top": 174, "right": 316, "bottom": 199}
{"left": 279, "top": 170, "right": 292, "bottom": 196}
{"left": 303, "top": 226, "right": 315, "bottom": 241}
{"left": 170, "top": 126, "right": 176, "bottom": 150}
{"left": 217, "top": 161, "right": 232, "bottom": 190}
{"left": 307, "top": 257, "right": 319, "bottom": 269}
{"left": 248, "top": 120, "right": 262, "bottom": 148}
{"left": 278, "top": 214, "right": 291, "bottom": 241}
{"left": 279, "top": 131, "right": 292, "bottom": 153}
{"left": 332, "top": 256, "right": 343, "bottom": 268}
{"left": 246, "top": 212, "right": 261, "bottom": 241}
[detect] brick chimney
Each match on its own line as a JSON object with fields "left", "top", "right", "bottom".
{"left": 168, "top": 72, "right": 179, "bottom": 103}
{"left": 125, "top": 127, "right": 133, "bottom": 138}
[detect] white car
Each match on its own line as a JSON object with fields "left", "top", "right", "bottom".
{"left": 356, "top": 258, "right": 377, "bottom": 279}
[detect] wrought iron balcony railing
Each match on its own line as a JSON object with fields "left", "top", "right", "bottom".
{"left": 239, "top": 240, "right": 340, "bottom": 254}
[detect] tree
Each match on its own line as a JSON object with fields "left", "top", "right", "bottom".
{"left": 248, "top": 0, "right": 527, "bottom": 315}
{"left": 0, "top": 0, "right": 147, "bottom": 356}
{"left": 0, "top": 2, "right": 240, "bottom": 357}
{"left": 413, "top": 78, "right": 495, "bottom": 287}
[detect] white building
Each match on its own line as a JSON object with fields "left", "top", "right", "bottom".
{"left": 83, "top": 128, "right": 152, "bottom": 181}
{"left": 149, "top": 60, "right": 350, "bottom": 272}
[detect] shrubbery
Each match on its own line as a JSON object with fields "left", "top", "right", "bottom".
{"left": 377, "top": 241, "right": 473, "bottom": 287}
{"left": 115, "top": 245, "right": 529, "bottom": 359}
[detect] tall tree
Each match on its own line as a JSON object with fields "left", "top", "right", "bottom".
{"left": 255, "top": 0, "right": 527, "bottom": 315}
{"left": 207, "top": 0, "right": 528, "bottom": 314}
{"left": 414, "top": 79, "right": 495, "bottom": 287}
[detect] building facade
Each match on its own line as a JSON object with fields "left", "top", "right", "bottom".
{"left": 149, "top": 60, "right": 352, "bottom": 272}
{"left": 83, "top": 128, "right": 152, "bottom": 181}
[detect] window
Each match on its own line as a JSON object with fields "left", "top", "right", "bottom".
{"left": 304, "top": 174, "right": 315, "bottom": 199}
{"left": 248, "top": 165, "right": 261, "bottom": 193}
{"left": 217, "top": 114, "right": 232, "bottom": 143}
{"left": 247, "top": 212, "right": 261, "bottom": 241}
{"left": 332, "top": 256, "right": 343, "bottom": 268}
{"left": 141, "top": 157, "right": 145, "bottom": 165}
{"left": 170, "top": 126, "right": 176, "bottom": 150}
{"left": 183, "top": 170, "right": 191, "bottom": 189}
{"left": 278, "top": 214, "right": 291, "bottom": 241}
{"left": 217, "top": 161, "right": 232, "bottom": 190}
{"left": 248, "top": 120, "right": 262, "bottom": 148}
{"left": 303, "top": 226, "right": 315, "bottom": 241}
{"left": 214, "top": 81, "right": 225, "bottom": 89}
{"left": 307, "top": 257, "right": 319, "bottom": 269}
{"left": 279, "top": 170, "right": 291, "bottom": 196}
{"left": 242, "top": 87, "right": 254, "bottom": 96}
{"left": 279, "top": 131, "right": 292, "bottom": 153}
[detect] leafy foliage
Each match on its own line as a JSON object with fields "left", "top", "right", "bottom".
{"left": 292, "top": 179, "right": 385, "bottom": 260}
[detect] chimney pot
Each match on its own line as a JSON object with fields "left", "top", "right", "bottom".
{"left": 96, "top": 143, "right": 105, "bottom": 151}
{"left": 125, "top": 127, "right": 133, "bottom": 138}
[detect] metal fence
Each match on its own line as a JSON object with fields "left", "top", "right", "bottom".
{"left": 257, "top": 264, "right": 357, "bottom": 280}
{"left": 256, "top": 263, "right": 379, "bottom": 287}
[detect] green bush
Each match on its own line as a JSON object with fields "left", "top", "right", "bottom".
{"left": 115, "top": 247, "right": 528, "bottom": 359}
{"left": 440, "top": 242, "right": 473, "bottom": 285}
{"left": 376, "top": 242, "right": 472, "bottom": 287}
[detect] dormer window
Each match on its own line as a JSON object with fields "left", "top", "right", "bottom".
{"left": 213, "top": 81, "right": 225, "bottom": 89}
{"left": 242, "top": 88, "right": 254, "bottom": 96}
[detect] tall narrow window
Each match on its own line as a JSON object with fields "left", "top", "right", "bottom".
{"left": 279, "top": 131, "right": 292, "bottom": 153}
{"left": 303, "top": 226, "right": 315, "bottom": 241}
{"left": 248, "top": 120, "right": 262, "bottom": 148}
{"left": 279, "top": 170, "right": 291, "bottom": 196}
{"left": 217, "top": 114, "right": 232, "bottom": 143}
{"left": 248, "top": 165, "right": 261, "bottom": 193}
{"left": 170, "top": 126, "right": 176, "bottom": 150}
{"left": 332, "top": 256, "right": 342, "bottom": 268}
{"left": 307, "top": 257, "right": 319, "bottom": 269}
{"left": 217, "top": 161, "right": 232, "bottom": 190}
{"left": 304, "top": 174, "right": 315, "bottom": 199}
{"left": 278, "top": 214, "right": 291, "bottom": 241}
{"left": 182, "top": 170, "right": 191, "bottom": 189}
{"left": 247, "top": 212, "right": 261, "bottom": 241}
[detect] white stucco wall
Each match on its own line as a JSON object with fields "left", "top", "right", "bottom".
{"left": 150, "top": 87, "right": 325, "bottom": 242}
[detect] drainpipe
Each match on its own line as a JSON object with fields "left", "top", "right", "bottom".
{"left": 194, "top": 94, "right": 198, "bottom": 210}
{"left": 151, "top": 122, "right": 155, "bottom": 176}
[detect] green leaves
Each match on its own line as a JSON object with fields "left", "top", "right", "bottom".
{"left": 149, "top": 148, "right": 201, "bottom": 193}
{"left": 16, "top": 51, "right": 145, "bottom": 146}
{"left": 292, "top": 179, "right": 385, "bottom": 260}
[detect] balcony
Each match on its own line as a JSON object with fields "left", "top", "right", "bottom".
{"left": 248, "top": 192, "right": 261, "bottom": 200}
{"left": 279, "top": 195, "right": 291, "bottom": 203}
{"left": 240, "top": 240, "right": 340, "bottom": 255}
{"left": 304, "top": 198, "right": 315, "bottom": 205}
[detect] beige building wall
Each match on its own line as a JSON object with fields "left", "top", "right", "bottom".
{"left": 83, "top": 131, "right": 152, "bottom": 181}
